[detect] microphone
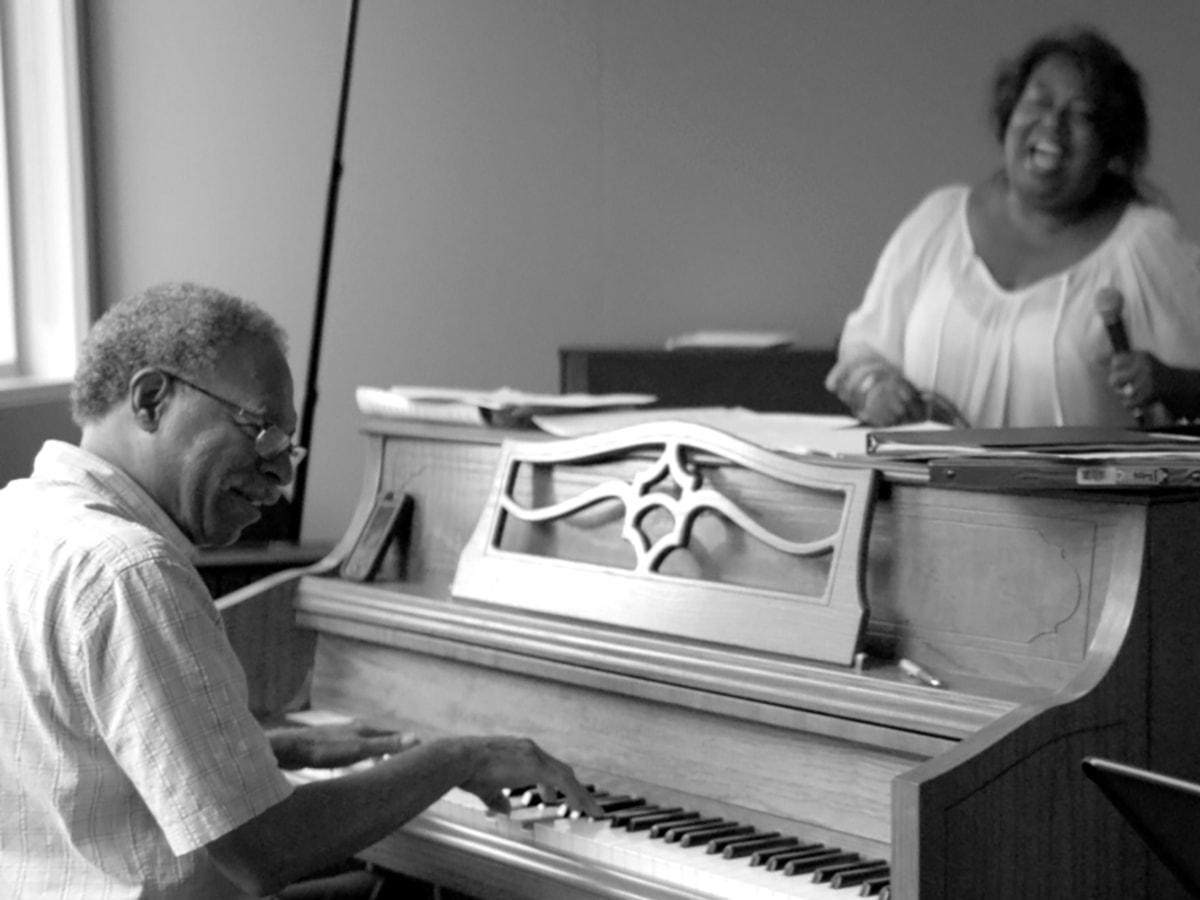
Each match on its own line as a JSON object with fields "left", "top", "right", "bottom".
{"left": 1093, "top": 287, "right": 1171, "bottom": 428}
{"left": 1094, "top": 286, "right": 1132, "bottom": 354}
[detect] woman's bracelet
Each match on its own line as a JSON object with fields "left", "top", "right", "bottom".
{"left": 852, "top": 369, "right": 883, "bottom": 407}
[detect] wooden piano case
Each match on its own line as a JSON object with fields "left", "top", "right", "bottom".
{"left": 219, "top": 417, "right": 1200, "bottom": 899}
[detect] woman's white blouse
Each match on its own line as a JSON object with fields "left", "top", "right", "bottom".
{"left": 838, "top": 185, "right": 1200, "bottom": 427}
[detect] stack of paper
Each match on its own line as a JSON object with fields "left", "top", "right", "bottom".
{"left": 664, "top": 330, "right": 796, "bottom": 350}
{"left": 356, "top": 385, "right": 657, "bottom": 428}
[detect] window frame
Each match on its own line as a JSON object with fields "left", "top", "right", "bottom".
{"left": 0, "top": 0, "right": 93, "bottom": 390}
{"left": 0, "top": 10, "right": 17, "bottom": 378}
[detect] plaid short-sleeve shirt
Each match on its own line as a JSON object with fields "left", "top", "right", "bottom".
{"left": 0, "top": 442, "right": 294, "bottom": 898}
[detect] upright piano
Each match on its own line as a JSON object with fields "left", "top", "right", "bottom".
{"left": 218, "top": 416, "right": 1200, "bottom": 899}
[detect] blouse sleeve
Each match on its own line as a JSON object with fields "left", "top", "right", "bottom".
{"left": 834, "top": 187, "right": 964, "bottom": 368}
{"left": 1117, "top": 207, "right": 1200, "bottom": 368}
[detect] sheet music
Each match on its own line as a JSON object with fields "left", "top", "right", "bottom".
{"left": 532, "top": 407, "right": 952, "bottom": 458}
{"left": 357, "top": 386, "right": 488, "bottom": 426}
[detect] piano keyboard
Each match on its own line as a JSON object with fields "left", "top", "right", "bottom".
{"left": 288, "top": 760, "right": 890, "bottom": 898}
{"left": 430, "top": 785, "right": 893, "bottom": 900}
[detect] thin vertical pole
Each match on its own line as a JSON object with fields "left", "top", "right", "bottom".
{"left": 289, "top": 0, "right": 360, "bottom": 542}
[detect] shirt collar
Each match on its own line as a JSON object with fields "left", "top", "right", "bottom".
{"left": 32, "top": 440, "right": 198, "bottom": 560}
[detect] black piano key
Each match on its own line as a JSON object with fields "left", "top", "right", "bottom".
{"left": 765, "top": 845, "right": 832, "bottom": 872}
{"left": 515, "top": 785, "right": 595, "bottom": 806}
{"left": 679, "top": 823, "right": 751, "bottom": 847}
{"left": 711, "top": 831, "right": 779, "bottom": 856}
{"left": 593, "top": 795, "right": 646, "bottom": 816}
{"left": 811, "top": 856, "right": 865, "bottom": 883}
{"left": 653, "top": 816, "right": 724, "bottom": 840}
{"left": 782, "top": 850, "right": 855, "bottom": 877}
{"left": 723, "top": 834, "right": 796, "bottom": 860}
{"left": 874, "top": 883, "right": 892, "bottom": 899}
{"left": 688, "top": 824, "right": 755, "bottom": 850}
{"left": 607, "top": 804, "right": 662, "bottom": 827}
{"left": 830, "top": 862, "right": 890, "bottom": 888}
{"left": 750, "top": 840, "right": 822, "bottom": 867}
{"left": 624, "top": 806, "right": 691, "bottom": 835}
{"left": 619, "top": 811, "right": 686, "bottom": 830}
{"left": 704, "top": 828, "right": 771, "bottom": 854}
{"left": 565, "top": 787, "right": 602, "bottom": 820}
{"left": 857, "top": 874, "right": 891, "bottom": 896}
{"left": 633, "top": 816, "right": 700, "bottom": 840}
{"left": 509, "top": 787, "right": 538, "bottom": 806}
{"left": 641, "top": 812, "right": 705, "bottom": 837}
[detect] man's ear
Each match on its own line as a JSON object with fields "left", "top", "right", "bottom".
{"left": 129, "top": 368, "right": 172, "bottom": 432}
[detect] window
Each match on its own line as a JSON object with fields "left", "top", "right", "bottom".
{"left": 0, "top": 0, "right": 92, "bottom": 387}
{"left": 0, "top": 14, "right": 17, "bottom": 378}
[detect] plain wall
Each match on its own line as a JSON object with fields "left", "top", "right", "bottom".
{"left": 80, "top": 0, "right": 1200, "bottom": 544}
{"left": 0, "top": 390, "right": 78, "bottom": 486}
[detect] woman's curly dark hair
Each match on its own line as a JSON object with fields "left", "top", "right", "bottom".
{"left": 71, "top": 282, "right": 287, "bottom": 425}
{"left": 990, "top": 25, "right": 1149, "bottom": 190}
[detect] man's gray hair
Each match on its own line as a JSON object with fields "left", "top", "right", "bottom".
{"left": 71, "top": 282, "right": 288, "bottom": 425}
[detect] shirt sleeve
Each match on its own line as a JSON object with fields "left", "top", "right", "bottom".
{"left": 835, "top": 186, "right": 964, "bottom": 367}
{"left": 1117, "top": 206, "right": 1200, "bottom": 368}
{"left": 76, "top": 549, "right": 294, "bottom": 856}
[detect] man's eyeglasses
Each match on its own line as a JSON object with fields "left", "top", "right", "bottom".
{"left": 164, "top": 371, "right": 307, "bottom": 466}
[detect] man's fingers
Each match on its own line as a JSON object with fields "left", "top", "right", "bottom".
{"left": 555, "top": 778, "right": 602, "bottom": 818}
{"left": 382, "top": 732, "right": 420, "bottom": 753}
{"left": 363, "top": 731, "right": 420, "bottom": 758}
{"left": 483, "top": 791, "right": 511, "bottom": 816}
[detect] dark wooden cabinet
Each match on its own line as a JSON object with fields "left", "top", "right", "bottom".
{"left": 559, "top": 345, "right": 845, "bottom": 413}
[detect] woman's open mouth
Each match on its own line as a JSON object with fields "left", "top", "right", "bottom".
{"left": 1027, "top": 138, "right": 1065, "bottom": 175}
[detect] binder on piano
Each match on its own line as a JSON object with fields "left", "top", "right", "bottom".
{"left": 928, "top": 455, "right": 1200, "bottom": 490}
{"left": 865, "top": 424, "right": 1200, "bottom": 457}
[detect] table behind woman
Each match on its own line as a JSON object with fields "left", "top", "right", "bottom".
{"left": 825, "top": 25, "right": 1200, "bottom": 429}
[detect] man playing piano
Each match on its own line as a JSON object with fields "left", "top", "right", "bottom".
{"left": 0, "top": 282, "right": 600, "bottom": 898}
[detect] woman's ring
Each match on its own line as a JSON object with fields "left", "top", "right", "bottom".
{"left": 1121, "top": 383, "right": 1135, "bottom": 398}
